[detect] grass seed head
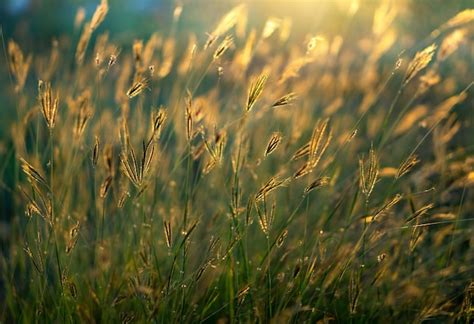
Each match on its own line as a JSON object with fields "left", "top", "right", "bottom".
{"left": 272, "top": 92, "right": 297, "bottom": 108}
{"left": 264, "top": 132, "right": 283, "bottom": 157}
{"left": 359, "top": 146, "right": 379, "bottom": 203}
{"left": 126, "top": 77, "right": 148, "bottom": 98}
{"left": 38, "top": 80, "right": 59, "bottom": 130}
{"left": 246, "top": 73, "right": 268, "bottom": 112}
{"left": 404, "top": 44, "right": 437, "bottom": 86}
{"left": 8, "top": 40, "right": 32, "bottom": 92}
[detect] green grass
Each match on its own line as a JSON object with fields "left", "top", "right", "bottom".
{"left": 1, "top": 2, "right": 473, "bottom": 323}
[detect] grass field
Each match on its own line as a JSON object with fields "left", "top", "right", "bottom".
{"left": 0, "top": 1, "right": 473, "bottom": 322}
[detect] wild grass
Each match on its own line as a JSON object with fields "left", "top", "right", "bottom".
{"left": 0, "top": 1, "right": 473, "bottom": 322}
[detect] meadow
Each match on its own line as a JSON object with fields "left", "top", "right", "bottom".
{"left": 0, "top": 1, "right": 473, "bottom": 322}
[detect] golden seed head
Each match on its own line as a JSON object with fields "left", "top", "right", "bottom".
{"left": 396, "top": 155, "right": 420, "bottom": 179}
{"left": 359, "top": 146, "right": 379, "bottom": 203}
{"left": 272, "top": 93, "right": 297, "bottom": 108}
{"left": 126, "top": 77, "right": 148, "bottom": 98}
{"left": 90, "top": 0, "right": 109, "bottom": 31}
{"left": 264, "top": 132, "right": 283, "bottom": 157}
{"left": 246, "top": 73, "right": 268, "bottom": 112}
{"left": 404, "top": 44, "right": 437, "bottom": 86}
{"left": 213, "top": 35, "right": 234, "bottom": 60}
{"left": 304, "top": 176, "right": 330, "bottom": 194}
{"left": 38, "top": 80, "right": 59, "bottom": 130}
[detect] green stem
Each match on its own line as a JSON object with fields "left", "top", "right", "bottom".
{"left": 266, "top": 234, "right": 272, "bottom": 320}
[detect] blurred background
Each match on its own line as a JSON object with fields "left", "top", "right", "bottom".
{"left": 1, "top": 0, "right": 473, "bottom": 50}
{"left": 0, "top": 0, "right": 472, "bottom": 219}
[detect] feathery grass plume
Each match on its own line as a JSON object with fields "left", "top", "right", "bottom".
{"left": 74, "top": 7, "right": 86, "bottom": 30}
{"left": 406, "top": 203, "right": 434, "bottom": 223}
{"left": 304, "top": 176, "right": 330, "bottom": 194}
{"left": 148, "top": 65, "right": 155, "bottom": 77}
{"left": 103, "top": 144, "right": 114, "bottom": 175}
{"left": 348, "top": 129, "right": 358, "bottom": 143}
{"left": 403, "top": 44, "right": 437, "bottom": 86}
{"left": 20, "top": 184, "right": 52, "bottom": 223}
{"left": 73, "top": 91, "right": 93, "bottom": 138}
{"left": 75, "top": 23, "right": 92, "bottom": 65}
{"left": 214, "top": 131, "right": 227, "bottom": 160}
{"left": 237, "top": 285, "right": 251, "bottom": 304}
{"left": 203, "top": 129, "right": 227, "bottom": 174}
{"left": 142, "top": 34, "right": 159, "bottom": 68}
{"left": 178, "top": 34, "right": 197, "bottom": 75}
{"left": 255, "top": 176, "right": 288, "bottom": 202}
{"left": 421, "top": 91, "right": 467, "bottom": 127}
{"left": 432, "top": 9, "right": 474, "bottom": 37}
{"left": 126, "top": 77, "right": 148, "bottom": 98}
{"left": 107, "top": 52, "right": 118, "bottom": 70}
{"left": 369, "top": 193, "right": 403, "bottom": 221}
{"left": 25, "top": 202, "right": 41, "bottom": 219}
{"left": 65, "top": 222, "right": 80, "bottom": 254}
{"left": 306, "top": 36, "right": 324, "bottom": 55}
{"left": 90, "top": 0, "right": 108, "bottom": 31}
{"left": 255, "top": 199, "right": 276, "bottom": 236}
{"left": 246, "top": 72, "right": 268, "bottom": 112}
{"left": 438, "top": 29, "right": 467, "bottom": 61}
{"left": 173, "top": 4, "right": 183, "bottom": 22}
{"left": 119, "top": 120, "right": 137, "bottom": 185}
{"left": 142, "top": 35, "right": 159, "bottom": 65}
{"left": 308, "top": 118, "right": 332, "bottom": 169}
{"left": 359, "top": 146, "right": 379, "bottom": 203}
{"left": 141, "top": 139, "right": 155, "bottom": 181}
{"left": 443, "top": 9, "right": 474, "bottom": 28}
{"left": 409, "top": 222, "right": 424, "bottom": 252}
{"left": 213, "top": 35, "right": 233, "bottom": 60}
{"left": 7, "top": 40, "right": 32, "bottom": 92}
{"left": 262, "top": 17, "right": 281, "bottom": 39}
{"left": 117, "top": 191, "right": 129, "bottom": 209}
{"left": 272, "top": 92, "right": 296, "bottom": 108}
{"left": 418, "top": 70, "right": 441, "bottom": 95}
{"left": 120, "top": 125, "right": 155, "bottom": 189}
{"left": 396, "top": 155, "right": 420, "bottom": 179}
{"left": 185, "top": 92, "right": 193, "bottom": 141}
{"left": 192, "top": 142, "right": 206, "bottom": 160}
{"left": 151, "top": 107, "right": 167, "bottom": 141}
{"left": 132, "top": 39, "right": 143, "bottom": 68}
{"left": 20, "top": 158, "right": 49, "bottom": 189}
{"left": 293, "top": 161, "right": 313, "bottom": 179}
{"left": 394, "top": 105, "right": 428, "bottom": 135}
{"left": 38, "top": 80, "right": 59, "bottom": 129}
{"left": 75, "top": 1, "right": 108, "bottom": 65}
{"left": 236, "top": 29, "right": 256, "bottom": 69}
{"left": 92, "top": 135, "right": 100, "bottom": 167}
{"left": 264, "top": 132, "right": 283, "bottom": 157}
{"left": 278, "top": 56, "right": 313, "bottom": 84}
{"left": 120, "top": 144, "right": 141, "bottom": 188}
{"left": 205, "top": 4, "right": 246, "bottom": 48}
{"left": 372, "top": 1, "right": 398, "bottom": 36}
{"left": 436, "top": 113, "right": 460, "bottom": 145}
{"left": 99, "top": 176, "right": 113, "bottom": 198}
{"left": 279, "top": 17, "right": 292, "bottom": 42}
{"left": 158, "top": 38, "right": 175, "bottom": 78}
{"left": 119, "top": 116, "right": 131, "bottom": 151}
{"left": 163, "top": 220, "right": 172, "bottom": 248}
{"left": 276, "top": 229, "right": 288, "bottom": 248}
{"left": 292, "top": 142, "right": 310, "bottom": 161}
